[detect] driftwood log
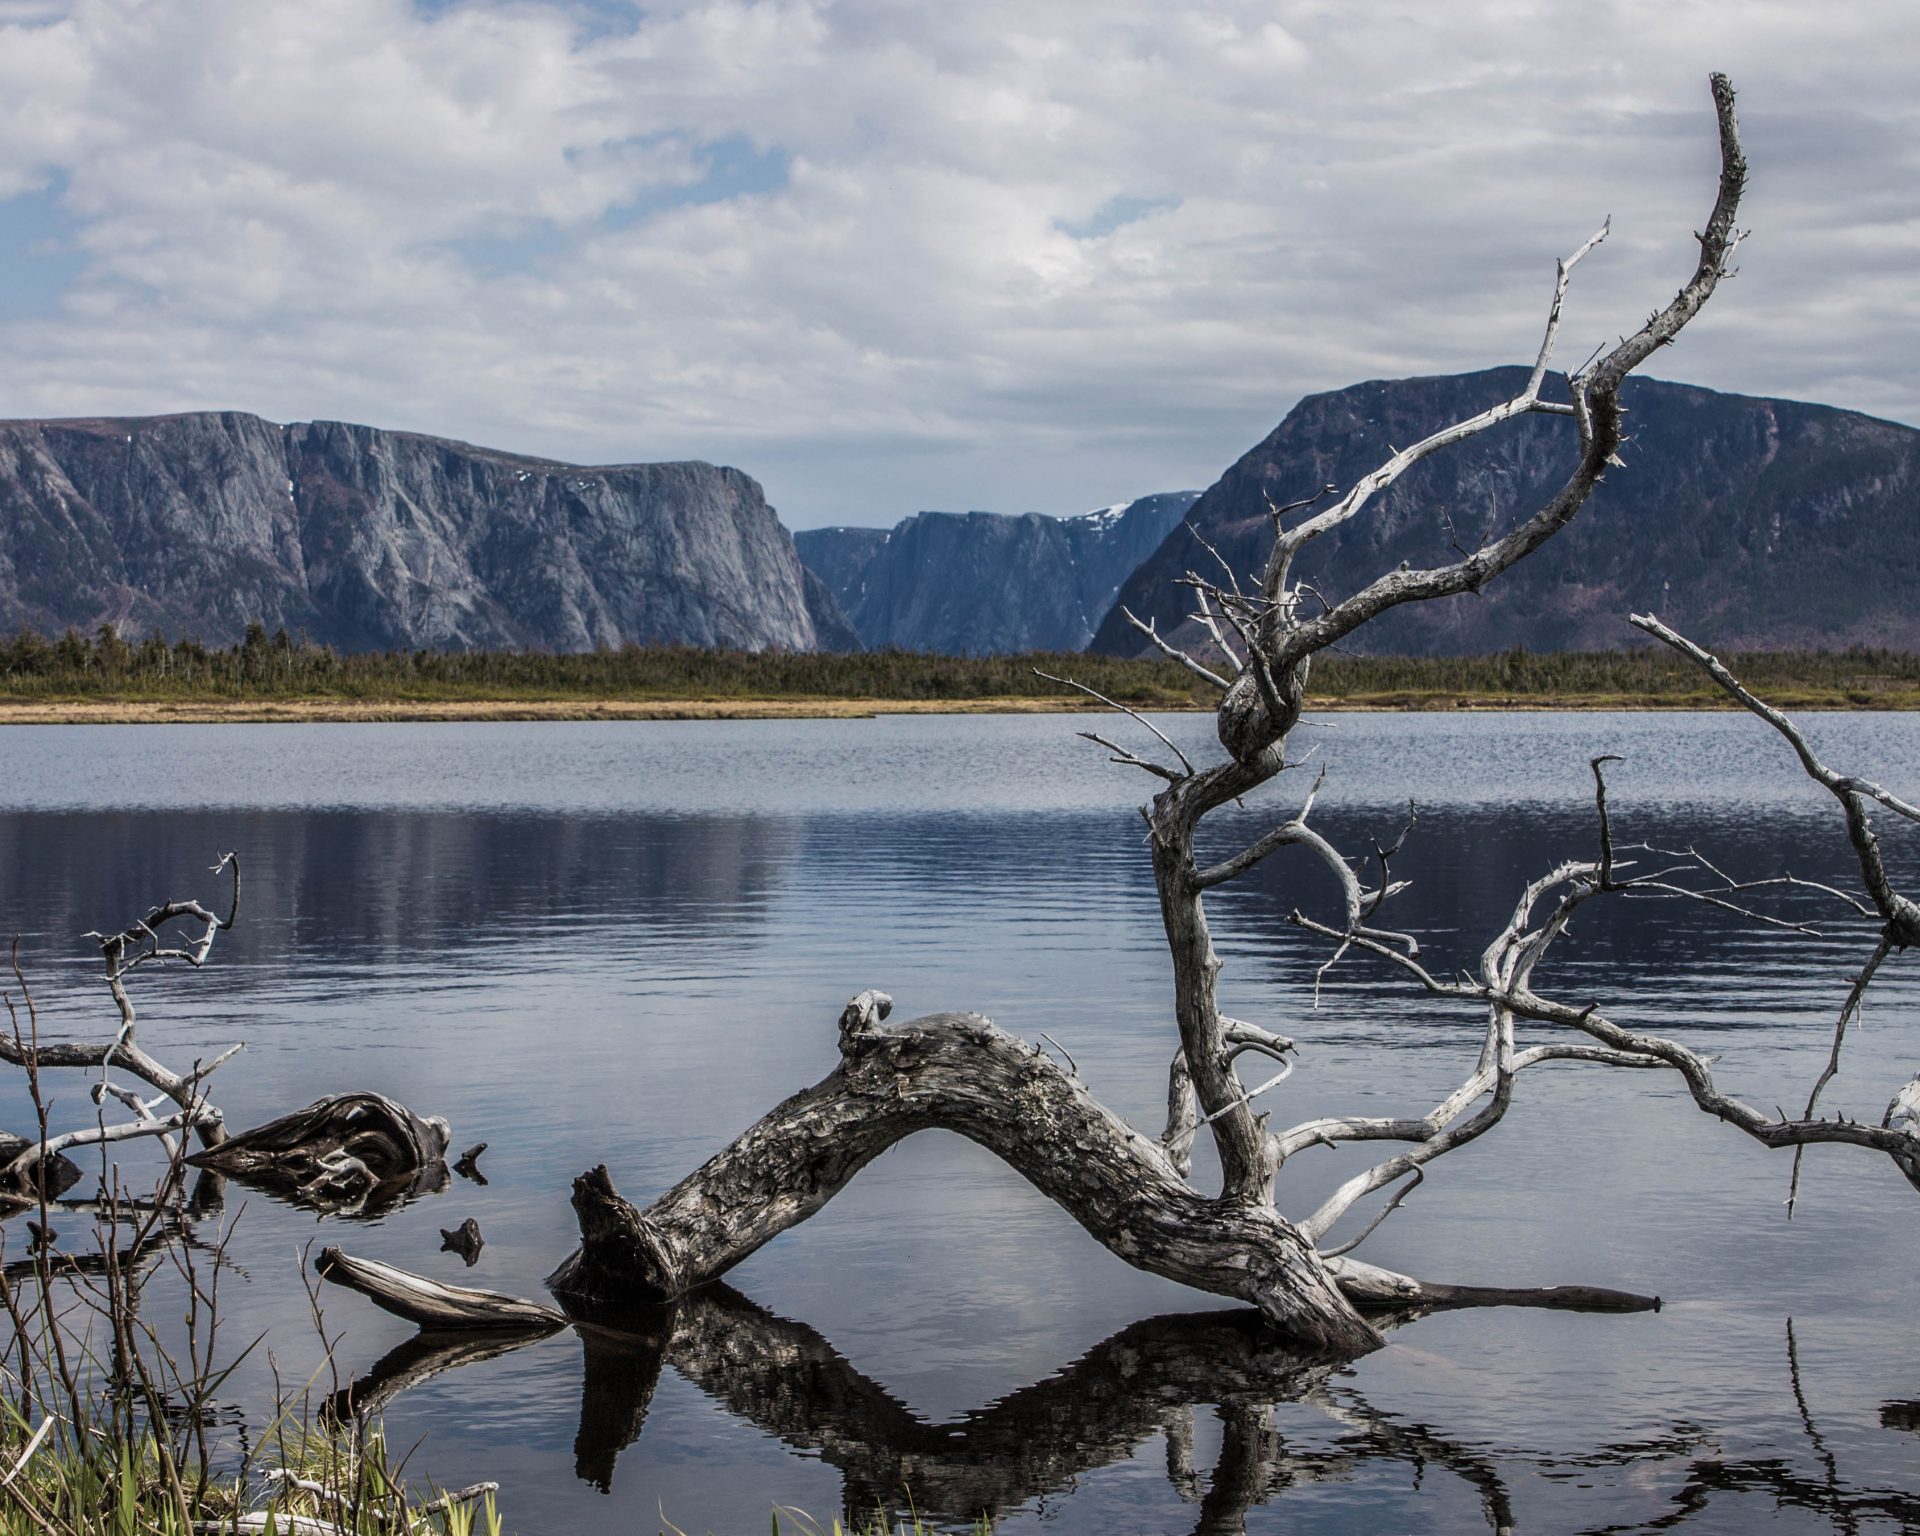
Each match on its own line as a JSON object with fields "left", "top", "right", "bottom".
{"left": 315, "top": 1247, "right": 562, "bottom": 1331}
{"left": 536, "top": 74, "right": 1752, "bottom": 1352}
{"left": 190, "top": 1093, "right": 451, "bottom": 1216}
{"left": 314, "top": 1267, "right": 1916, "bottom": 1529}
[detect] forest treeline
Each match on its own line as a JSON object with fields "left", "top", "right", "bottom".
{"left": 2, "top": 622, "right": 1918, "bottom": 707}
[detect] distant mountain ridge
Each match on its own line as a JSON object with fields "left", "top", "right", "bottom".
{"left": 1092, "top": 370, "right": 1920, "bottom": 656}
{"left": 0, "top": 411, "right": 854, "bottom": 652}
{"left": 9, "top": 372, "right": 1912, "bottom": 663}
{"left": 798, "top": 492, "right": 1199, "bottom": 654}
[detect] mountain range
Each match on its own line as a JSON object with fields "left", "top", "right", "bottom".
{"left": 797, "top": 492, "right": 1198, "bottom": 653}
{"left": 0, "top": 371, "right": 1913, "bottom": 658}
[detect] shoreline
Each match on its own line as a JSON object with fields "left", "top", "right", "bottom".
{"left": 0, "top": 691, "right": 1913, "bottom": 724}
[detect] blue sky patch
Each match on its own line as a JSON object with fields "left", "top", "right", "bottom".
{"left": 0, "top": 178, "right": 82, "bottom": 324}
{"left": 1057, "top": 193, "right": 1180, "bottom": 241}
{"left": 452, "top": 134, "right": 790, "bottom": 274}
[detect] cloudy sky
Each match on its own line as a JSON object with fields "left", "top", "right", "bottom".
{"left": 0, "top": 1, "right": 1912, "bottom": 528}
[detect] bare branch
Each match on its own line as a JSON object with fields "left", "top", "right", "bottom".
{"left": 1787, "top": 935, "right": 1897, "bottom": 1216}
{"left": 1190, "top": 587, "right": 1243, "bottom": 674}
{"left": 1274, "top": 217, "right": 1606, "bottom": 566}
{"left": 1321, "top": 1167, "right": 1423, "bottom": 1259}
{"left": 1078, "top": 731, "right": 1182, "bottom": 783}
{"left": 1194, "top": 769, "right": 1341, "bottom": 892}
{"left": 1264, "top": 77, "right": 1744, "bottom": 671}
{"left": 1222, "top": 1018, "right": 1297, "bottom": 1064}
{"left": 1302, "top": 1046, "right": 1515, "bottom": 1244}
{"left": 1122, "top": 607, "right": 1230, "bottom": 690}
{"left": 1526, "top": 218, "right": 1610, "bottom": 398}
{"left": 1193, "top": 1057, "right": 1294, "bottom": 1130}
{"left": 1037, "top": 1032, "right": 1079, "bottom": 1078}
{"left": 1035, "top": 669, "right": 1195, "bottom": 777}
{"left": 1160, "top": 1046, "right": 1198, "bottom": 1177}
{"left": 1630, "top": 613, "right": 1920, "bottom": 935}
{"left": 1591, "top": 755, "right": 1623, "bottom": 886}
{"left": 1359, "top": 801, "right": 1419, "bottom": 921}
{"left": 1181, "top": 520, "right": 1245, "bottom": 599}
{"left": 1, "top": 1111, "right": 190, "bottom": 1180}
{"left": 1506, "top": 984, "right": 1920, "bottom": 1164}
{"left": 1287, "top": 909, "right": 1460, "bottom": 996}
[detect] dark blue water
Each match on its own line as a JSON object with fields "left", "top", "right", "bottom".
{"left": 1, "top": 711, "right": 1917, "bottom": 1534}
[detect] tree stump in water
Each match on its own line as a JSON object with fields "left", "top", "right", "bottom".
{"left": 190, "top": 1092, "right": 450, "bottom": 1214}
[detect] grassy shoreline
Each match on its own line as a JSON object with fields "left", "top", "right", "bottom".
{"left": 2, "top": 685, "right": 1918, "bottom": 724}
{"left": 2, "top": 628, "right": 1918, "bottom": 721}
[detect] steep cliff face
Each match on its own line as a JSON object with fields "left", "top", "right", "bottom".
{"left": 0, "top": 413, "right": 319, "bottom": 643}
{"left": 0, "top": 412, "right": 845, "bottom": 652}
{"left": 798, "top": 491, "right": 1198, "bottom": 653}
{"left": 1092, "top": 370, "right": 1920, "bottom": 656}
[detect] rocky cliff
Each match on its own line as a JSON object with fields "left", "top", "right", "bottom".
{"left": 1091, "top": 370, "right": 1920, "bottom": 656}
{"left": 0, "top": 412, "right": 851, "bottom": 652}
{"left": 798, "top": 491, "right": 1198, "bottom": 654}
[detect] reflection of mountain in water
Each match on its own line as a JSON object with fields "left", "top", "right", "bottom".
{"left": 0, "top": 809, "right": 799, "bottom": 984}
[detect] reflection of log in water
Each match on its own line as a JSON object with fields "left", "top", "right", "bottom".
{"left": 324, "top": 1280, "right": 1920, "bottom": 1534}
{"left": 668, "top": 1289, "right": 1343, "bottom": 1524}
{"left": 331, "top": 1282, "right": 1518, "bottom": 1531}
{"left": 573, "top": 1314, "right": 673, "bottom": 1492}
{"left": 327, "top": 1326, "right": 566, "bottom": 1424}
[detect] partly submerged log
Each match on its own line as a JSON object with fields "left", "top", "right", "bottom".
{"left": 544, "top": 994, "right": 1382, "bottom": 1355}
{"left": 313, "top": 1272, "right": 1539, "bottom": 1523}
{"left": 1326, "top": 1256, "right": 1659, "bottom": 1314}
{"left": 315, "top": 1247, "right": 564, "bottom": 1330}
{"left": 189, "top": 1092, "right": 450, "bottom": 1215}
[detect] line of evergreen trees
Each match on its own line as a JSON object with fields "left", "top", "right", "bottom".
{"left": 1, "top": 623, "right": 1915, "bottom": 704}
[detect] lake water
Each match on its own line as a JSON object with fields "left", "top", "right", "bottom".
{"left": 1, "top": 711, "right": 1918, "bottom": 1534}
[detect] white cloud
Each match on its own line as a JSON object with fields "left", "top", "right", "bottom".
{"left": 0, "top": 0, "right": 1914, "bottom": 525}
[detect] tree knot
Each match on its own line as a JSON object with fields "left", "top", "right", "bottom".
{"left": 838, "top": 989, "right": 893, "bottom": 1050}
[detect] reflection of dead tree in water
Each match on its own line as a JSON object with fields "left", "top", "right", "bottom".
{"left": 0, "top": 857, "right": 450, "bottom": 1220}
{"left": 1579, "top": 1320, "right": 1920, "bottom": 1536}
{"left": 340, "top": 1277, "right": 1920, "bottom": 1535}
{"left": 323, "top": 1279, "right": 1540, "bottom": 1530}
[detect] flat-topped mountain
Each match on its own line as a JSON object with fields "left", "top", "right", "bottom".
{"left": 1091, "top": 370, "right": 1920, "bottom": 656}
{"left": 798, "top": 491, "right": 1198, "bottom": 654}
{"left": 0, "top": 412, "right": 854, "bottom": 652}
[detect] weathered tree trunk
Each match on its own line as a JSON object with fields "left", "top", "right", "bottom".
{"left": 544, "top": 994, "right": 1380, "bottom": 1355}
{"left": 1150, "top": 778, "right": 1280, "bottom": 1205}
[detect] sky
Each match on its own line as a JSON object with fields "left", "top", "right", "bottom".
{"left": 0, "top": 1, "right": 1913, "bottom": 530}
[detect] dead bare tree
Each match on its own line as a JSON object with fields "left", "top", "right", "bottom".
{"left": 511, "top": 73, "right": 1753, "bottom": 1356}
{"left": 294, "top": 73, "right": 1920, "bottom": 1366}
